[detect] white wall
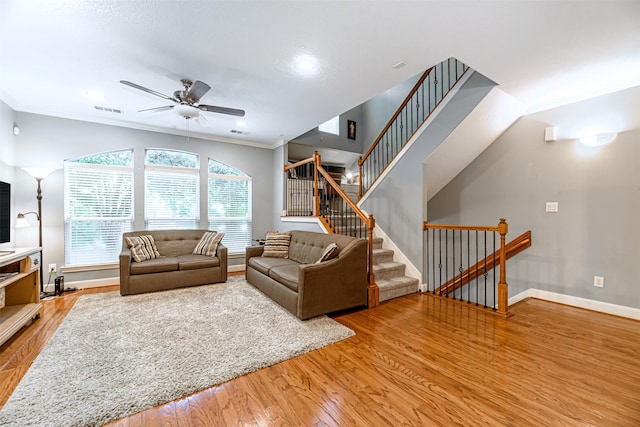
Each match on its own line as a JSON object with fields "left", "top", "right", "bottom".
{"left": 11, "top": 111, "right": 275, "bottom": 283}
{"left": 0, "top": 100, "right": 17, "bottom": 250}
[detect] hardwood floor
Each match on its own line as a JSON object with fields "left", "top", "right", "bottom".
{"left": 2, "top": 283, "right": 639, "bottom": 426}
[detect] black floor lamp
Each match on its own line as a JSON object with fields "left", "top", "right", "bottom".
{"left": 17, "top": 167, "right": 54, "bottom": 297}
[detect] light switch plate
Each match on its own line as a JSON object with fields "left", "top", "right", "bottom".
{"left": 545, "top": 202, "right": 559, "bottom": 213}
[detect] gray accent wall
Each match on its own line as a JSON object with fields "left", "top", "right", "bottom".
{"left": 428, "top": 114, "right": 640, "bottom": 309}
{"left": 361, "top": 72, "right": 497, "bottom": 269}
{"left": 10, "top": 112, "right": 275, "bottom": 283}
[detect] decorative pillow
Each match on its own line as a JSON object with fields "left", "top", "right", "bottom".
{"left": 262, "top": 232, "right": 291, "bottom": 258}
{"left": 193, "top": 232, "right": 225, "bottom": 257}
{"left": 316, "top": 242, "right": 340, "bottom": 263}
{"left": 125, "top": 235, "right": 161, "bottom": 263}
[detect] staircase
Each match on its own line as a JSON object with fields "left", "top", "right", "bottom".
{"left": 372, "top": 237, "right": 419, "bottom": 302}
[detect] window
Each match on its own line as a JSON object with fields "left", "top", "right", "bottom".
{"left": 318, "top": 116, "right": 339, "bottom": 135}
{"left": 145, "top": 149, "right": 199, "bottom": 229}
{"left": 64, "top": 150, "right": 134, "bottom": 265}
{"left": 208, "top": 159, "right": 251, "bottom": 253}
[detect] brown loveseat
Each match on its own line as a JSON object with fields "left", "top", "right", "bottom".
{"left": 245, "top": 230, "right": 368, "bottom": 320}
{"left": 119, "top": 229, "right": 227, "bottom": 296}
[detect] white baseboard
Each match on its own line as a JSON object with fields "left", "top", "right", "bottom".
{"left": 62, "top": 277, "right": 119, "bottom": 290}
{"left": 229, "top": 265, "right": 245, "bottom": 273}
{"left": 510, "top": 289, "right": 640, "bottom": 321}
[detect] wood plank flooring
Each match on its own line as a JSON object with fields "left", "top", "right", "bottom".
{"left": 1, "top": 281, "right": 639, "bottom": 426}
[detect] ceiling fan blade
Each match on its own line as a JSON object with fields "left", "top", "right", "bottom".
{"left": 186, "top": 80, "right": 211, "bottom": 104}
{"left": 199, "top": 104, "right": 246, "bottom": 117}
{"left": 138, "top": 105, "right": 175, "bottom": 113}
{"left": 120, "top": 80, "right": 179, "bottom": 103}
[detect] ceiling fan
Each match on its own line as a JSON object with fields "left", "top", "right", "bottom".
{"left": 120, "top": 78, "right": 245, "bottom": 120}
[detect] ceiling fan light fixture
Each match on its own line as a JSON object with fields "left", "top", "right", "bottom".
{"left": 175, "top": 104, "right": 200, "bottom": 119}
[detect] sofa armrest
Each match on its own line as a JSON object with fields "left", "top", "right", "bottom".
{"left": 245, "top": 245, "right": 264, "bottom": 268}
{"left": 217, "top": 244, "right": 228, "bottom": 281}
{"left": 119, "top": 247, "right": 133, "bottom": 295}
{"left": 297, "top": 239, "right": 368, "bottom": 319}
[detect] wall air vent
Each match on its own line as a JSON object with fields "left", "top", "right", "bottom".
{"left": 94, "top": 106, "right": 123, "bottom": 114}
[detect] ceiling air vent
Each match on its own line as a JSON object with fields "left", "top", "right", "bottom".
{"left": 94, "top": 106, "right": 123, "bottom": 114}
{"left": 230, "top": 129, "right": 244, "bottom": 134}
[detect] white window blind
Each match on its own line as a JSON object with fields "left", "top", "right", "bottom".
{"left": 145, "top": 150, "right": 199, "bottom": 230}
{"left": 318, "top": 116, "right": 339, "bottom": 135}
{"left": 208, "top": 160, "right": 252, "bottom": 254}
{"left": 64, "top": 152, "right": 134, "bottom": 266}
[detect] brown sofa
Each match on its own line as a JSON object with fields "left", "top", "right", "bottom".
{"left": 119, "top": 229, "right": 227, "bottom": 296}
{"left": 245, "top": 230, "right": 368, "bottom": 320}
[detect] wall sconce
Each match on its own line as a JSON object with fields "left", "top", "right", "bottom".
{"left": 579, "top": 132, "right": 617, "bottom": 147}
{"left": 13, "top": 123, "right": 20, "bottom": 136}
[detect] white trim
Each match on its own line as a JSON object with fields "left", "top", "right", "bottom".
{"left": 229, "top": 264, "right": 245, "bottom": 273}
{"left": 281, "top": 216, "right": 327, "bottom": 230}
{"left": 63, "top": 277, "right": 119, "bottom": 290}
{"left": 509, "top": 288, "right": 640, "bottom": 321}
{"left": 358, "top": 70, "right": 474, "bottom": 207}
{"left": 372, "top": 224, "right": 421, "bottom": 283}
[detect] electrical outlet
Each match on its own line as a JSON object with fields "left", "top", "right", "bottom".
{"left": 48, "top": 263, "right": 57, "bottom": 274}
{"left": 594, "top": 276, "right": 604, "bottom": 288}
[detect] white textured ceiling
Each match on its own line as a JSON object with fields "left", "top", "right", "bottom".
{"left": 1, "top": 1, "right": 639, "bottom": 147}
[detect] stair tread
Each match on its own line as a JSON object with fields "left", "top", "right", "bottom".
{"left": 376, "top": 276, "right": 420, "bottom": 288}
{"left": 373, "top": 261, "right": 406, "bottom": 270}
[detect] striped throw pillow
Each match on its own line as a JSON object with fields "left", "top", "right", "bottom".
{"left": 193, "top": 232, "right": 224, "bottom": 257}
{"left": 262, "top": 232, "right": 291, "bottom": 258}
{"left": 316, "top": 242, "right": 340, "bottom": 263}
{"left": 125, "top": 235, "right": 161, "bottom": 263}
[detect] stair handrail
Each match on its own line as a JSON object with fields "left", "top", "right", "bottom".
{"left": 423, "top": 218, "right": 510, "bottom": 315}
{"left": 435, "top": 230, "right": 531, "bottom": 295}
{"left": 358, "top": 58, "right": 469, "bottom": 199}
{"left": 283, "top": 152, "right": 379, "bottom": 308}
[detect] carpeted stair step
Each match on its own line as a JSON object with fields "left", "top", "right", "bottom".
{"left": 372, "top": 248, "right": 394, "bottom": 264}
{"left": 372, "top": 237, "right": 383, "bottom": 250}
{"left": 378, "top": 276, "right": 420, "bottom": 302}
{"left": 373, "top": 261, "right": 407, "bottom": 281}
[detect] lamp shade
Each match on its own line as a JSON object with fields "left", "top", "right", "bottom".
{"left": 16, "top": 212, "right": 39, "bottom": 228}
{"left": 22, "top": 167, "right": 55, "bottom": 180}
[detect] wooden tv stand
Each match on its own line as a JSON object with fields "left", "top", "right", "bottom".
{"left": 0, "top": 247, "right": 42, "bottom": 347}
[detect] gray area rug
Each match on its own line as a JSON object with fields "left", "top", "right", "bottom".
{"left": 0, "top": 278, "right": 354, "bottom": 427}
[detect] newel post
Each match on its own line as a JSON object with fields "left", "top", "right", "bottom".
{"left": 367, "top": 214, "right": 380, "bottom": 308}
{"left": 313, "top": 151, "right": 321, "bottom": 216}
{"left": 497, "top": 218, "right": 509, "bottom": 315}
{"left": 358, "top": 158, "right": 363, "bottom": 200}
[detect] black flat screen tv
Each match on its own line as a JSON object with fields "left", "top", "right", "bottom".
{"left": 0, "top": 181, "right": 10, "bottom": 244}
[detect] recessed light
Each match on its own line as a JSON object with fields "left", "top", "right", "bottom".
{"left": 236, "top": 121, "right": 246, "bottom": 127}
{"left": 293, "top": 54, "right": 319, "bottom": 74}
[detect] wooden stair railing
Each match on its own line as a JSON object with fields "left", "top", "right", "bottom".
{"left": 434, "top": 230, "right": 531, "bottom": 296}
{"left": 284, "top": 152, "right": 379, "bottom": 308}
{"left": 424, "top": 219, "right": 519, "bottom": 315}
{"left": 358, "top": 58, "right": 469, "bottom": 199}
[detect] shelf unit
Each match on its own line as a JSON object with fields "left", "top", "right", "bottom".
{"left": 0, "top": 247, "right": 42, "bottom": 347}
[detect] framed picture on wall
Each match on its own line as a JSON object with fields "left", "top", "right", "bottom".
{"left": 347, "top": 120, "right": 356, "bottom": 140}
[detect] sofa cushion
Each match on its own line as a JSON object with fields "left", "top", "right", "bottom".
{"left": 248, "top": 256, "right": 298, "bottom": 276}
{"left": 129, "top": 256, "right": 179, "bottom": 275}
{"left": 268, "top": 264, "right": 300, "bottom": 292}
{"left": 177, "top": 254, "right": 220, "bottom": 270}
{"left": 125, "top": 235, "right": 161, "bottom": 262}
{"left": 316, "top": 242, "right": 340, "bottom": 263}
{"left": 192, "top": 231, "right": 224, "bottom": 257}
{"left": 262, "top": 232, "right": 291, "bottom": 258}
